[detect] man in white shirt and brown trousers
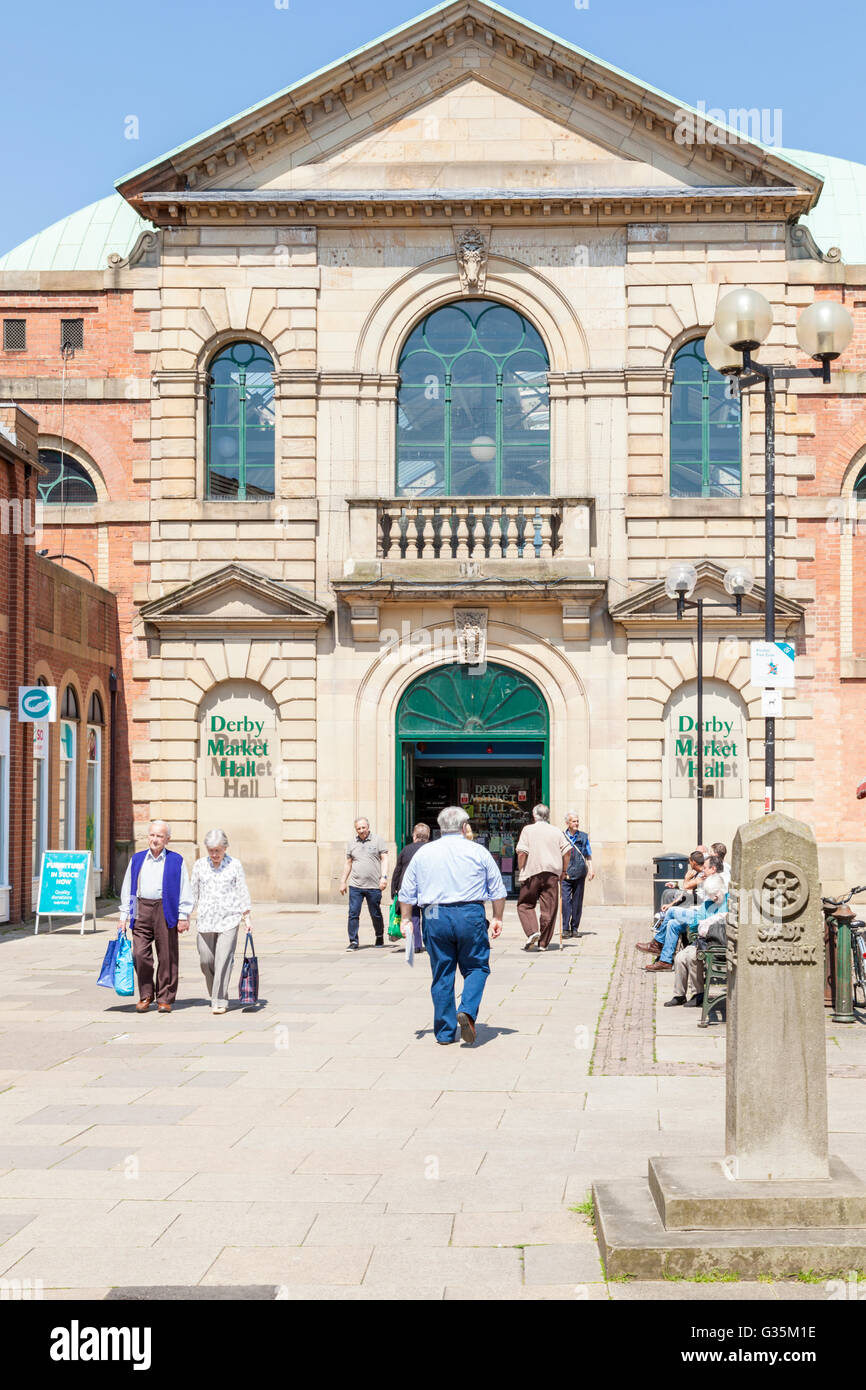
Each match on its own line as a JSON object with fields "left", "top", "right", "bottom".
{"left": 119, "top": 820, "right": 194, "bottom": 1013}
{"left": 515, "top": 804, "right": 572, "bottom": 952}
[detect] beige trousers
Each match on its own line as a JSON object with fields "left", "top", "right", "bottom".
{"left": 674, "top": 942, "right": 704, "bottom": 999}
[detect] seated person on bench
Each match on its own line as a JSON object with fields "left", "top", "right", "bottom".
{"left": 637, "top": 850, "right": 708, "bottom": 970}
{"left": 665, "top": 874, "right": 728, "bottom": 1005}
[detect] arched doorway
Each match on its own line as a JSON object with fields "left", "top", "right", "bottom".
{"left": 395, "top": 661, "right": 549, "bottom": 895}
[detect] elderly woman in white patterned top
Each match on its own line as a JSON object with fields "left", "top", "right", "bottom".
{"left": 190, "top": 829, "right": 252, "bottom": 1015}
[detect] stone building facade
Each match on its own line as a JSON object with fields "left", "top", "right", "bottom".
{"left": 1, "top": 1, "right": 863, "bottom": 905}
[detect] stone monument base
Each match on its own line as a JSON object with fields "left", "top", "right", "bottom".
{"left": 594, "top": 1156, "right": 866, "bottom": 1279}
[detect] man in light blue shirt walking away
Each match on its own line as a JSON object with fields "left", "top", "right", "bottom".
{"left": 399, "top": 805, "right": 506, "bottom": 1046}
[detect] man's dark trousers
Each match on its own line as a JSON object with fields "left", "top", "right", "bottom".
{"left": 132, "top": 897, "right": 179, "bottom": 1005}
{"left": 561, "top": 876, "right": 586, "bottom": 935}
{"left": 347, "top": 886, "right": 385, "bottom": 945}
{"left": 423, "top": 903, "right": 490, "bottom": 1043}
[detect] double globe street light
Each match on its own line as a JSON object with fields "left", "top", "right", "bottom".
{"left": 701, "top": 288, "right": 854, "bottom": 817}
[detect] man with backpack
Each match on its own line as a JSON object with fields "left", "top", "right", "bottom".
{"left": 561, "top": 810, "right": 594, "bottom": 938}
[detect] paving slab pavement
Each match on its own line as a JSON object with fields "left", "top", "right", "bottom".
{"left": 0, "top": 901, "right": 864, "bottom": 1301}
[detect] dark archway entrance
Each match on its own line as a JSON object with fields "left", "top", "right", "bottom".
{"left": 395, "top": 662, "right": 549, "bottom": 896}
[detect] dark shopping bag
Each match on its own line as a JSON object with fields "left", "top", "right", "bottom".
{"left": 97, "top": 929, "right": 123, "bottom": 989}
{"left": 239, "top": 931, "right": 259, "bottom": 1005}
{"left": 114, "top": 930, "right": 135, "bottom": 997}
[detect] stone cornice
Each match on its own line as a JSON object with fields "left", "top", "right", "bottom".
{"left": 133, "top": 186, "right": 810, "bottom": 229}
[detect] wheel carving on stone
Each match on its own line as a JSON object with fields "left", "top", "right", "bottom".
{"left": 754, "top": 860, "right": 809, "bottom": 920}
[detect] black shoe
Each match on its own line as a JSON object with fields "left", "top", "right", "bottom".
{"left": 347, "top": 941, "right": 359, "bottom": 951}
{"left": 457, "top": 1011, "right": 476, "bottom": 1045}
{"left": 684, "top": 993, "right": 704, "bottom": 1008}
{"left": 563, "top": 929, "right": 573, "bottom": 938}
{"left": 664, "top": 995, "right": 686, "bottom": 1008}
{"left": 374, "top": 938, "right": 385, "bottom": 947}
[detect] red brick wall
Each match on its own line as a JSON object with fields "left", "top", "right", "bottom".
{"left": 797, "top": 287, "right": 866, "bottom": 846}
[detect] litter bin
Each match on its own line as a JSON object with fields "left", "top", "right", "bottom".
{"left": 653, "top": 852, "right": 689, "bottom": 914}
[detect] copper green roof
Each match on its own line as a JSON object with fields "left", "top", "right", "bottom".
{"left": 781, "top": 148, "right": 866, "bottom": 264}
{"left": 0, "top": 194, "right": 151, "bottom": 273}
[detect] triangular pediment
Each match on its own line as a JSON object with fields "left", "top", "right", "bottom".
{"left": 117, "top": 1, "right": 821, "bottom": 220}
{"left": 251, "top": 78, "right": 696, "bottom": 196}
{"left": 140, "top": 564, "right": 332, "bottom": 633}
{"left": 610, "top": 561, "right": 805, "bottom": 632}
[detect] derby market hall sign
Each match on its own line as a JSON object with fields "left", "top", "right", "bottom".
{"left": 201, "top": 692, "right": 278, "bottom": 799}
{"left": 666, "top": 683, "right": 745, "bottom": 800}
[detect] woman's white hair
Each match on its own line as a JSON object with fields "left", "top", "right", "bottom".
{"left": 204, "top": 828, "right": 229, "bottom": 850}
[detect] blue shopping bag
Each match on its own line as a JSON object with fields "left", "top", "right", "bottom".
{"left": 97, "top": 929, "right": 123, "bottom": 989}
{"left": 114, "top": 930, "right": 135, "bottom": 997}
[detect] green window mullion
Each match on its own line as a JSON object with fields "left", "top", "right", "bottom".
{"left": 700, "top": 362, "right": 710, "bottom": 498}
{"left": 495, "top": 367, "right": 503, "bottom": 496}
{"left": 237, "top": 367, "right": 247, "bottom": 501}
{"left": 444, "top": 369, "right": 452, "bottom": 494}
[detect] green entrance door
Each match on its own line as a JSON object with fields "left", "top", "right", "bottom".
{"left": 395, "top": 662, "right": 550, "bottom": 895}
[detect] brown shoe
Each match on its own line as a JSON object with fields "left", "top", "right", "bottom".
{"left": 457, "top": 1011, "right": 476, "bottom": 1045}
{"left": 157, "top": 1003, "right": 172, "bottom": 1013}
{"left": 645, "top": 960, "right": 673, "bottom": 972}
{"left": 135, "top": 998, "right": 153, "bottom": 1013}
{"left": 636, "top": 941, "right": 662, "bottom": 955}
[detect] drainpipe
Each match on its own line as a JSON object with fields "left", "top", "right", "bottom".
{"left": 108, "top": 667, "right": 117, "bottom": 895}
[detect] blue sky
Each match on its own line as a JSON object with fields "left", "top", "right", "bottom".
{"left": 2, "top": 0, "right": 864, "bottom": 253}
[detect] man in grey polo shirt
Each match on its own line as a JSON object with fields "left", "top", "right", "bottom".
{"left": 339, "top": 817, "right": 389, "bottom": 950}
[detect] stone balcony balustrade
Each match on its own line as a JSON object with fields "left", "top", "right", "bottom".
{"left": 345, "top": 495, "right": 592, "bottom": 564}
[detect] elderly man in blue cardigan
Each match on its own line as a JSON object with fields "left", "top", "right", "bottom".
{"left": 119, "top": 820, "right": 194, "bottom": 1014}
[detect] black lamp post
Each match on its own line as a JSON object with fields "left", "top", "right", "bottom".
{"left": 705, "top": 290, "right": 854, "bottom": 814}
{"left": 665, "top": 561, "right": 755, "bottom": 844}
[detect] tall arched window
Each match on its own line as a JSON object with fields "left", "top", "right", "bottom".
{"left": 207, "top": 342, "right": 275, "bottom": 499}
{"left": 397, "top": 301, "right": 550, "bottom": 497}
{"left": 854, "top": 462, "right": 866, "bottom": 499}
{"left": 86, "top": 692, "right": 104, "bottom": 870}
{"left": 58, "top": 685, "right": 79, "bottom": 851}
{"left": 670, "top": 339, "right": 741, "bottom": 497}
{"left": 37, "top": 449, "right": 98, "bottom": 504}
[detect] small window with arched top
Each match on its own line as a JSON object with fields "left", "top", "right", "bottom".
{"left": 670, "top": 338, "right": 742, "bottom": 498}
{"left": 207, "top": 342, "right": 275, "bottom": 499}
{"left": 37, "top": 449, "right": 98, "bottom": 505}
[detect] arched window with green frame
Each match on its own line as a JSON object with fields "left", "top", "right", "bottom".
{"left": 396, "top": 300, "right": 550, "bottom": 497}
{"left": 854, "top": 461, "right": 866, "bottom": 499}
{"left": 206, "top": 342, "right": 275, "bottom": 499}
{"left": 670, "top": 338, "right": 741, "bottom": 497}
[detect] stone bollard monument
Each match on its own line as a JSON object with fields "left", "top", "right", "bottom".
{"left": 725, "top": 814, "right": 828, "bottom": 1181}
{"left": 593, "top": 813, "right": 866, "bottom": 1278}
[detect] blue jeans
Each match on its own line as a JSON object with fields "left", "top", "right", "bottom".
{"left": 347, "top": 886, "right": 384, "bottom": 945}
{"left": 423, "top": 903, "right": 490, "bottom": 1043}
{"left": 561, "top": 876, "right": 586, "bottom": 933}
{"left": 655, "top": 905, "right": 698, "bottom": 963}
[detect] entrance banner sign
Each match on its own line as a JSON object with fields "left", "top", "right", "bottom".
{"left": 18, "top": 686, "right": 57, "bottom": 722}
{"left": 750, "top": 641, "right": 795, "bottom": 689}
{"left": 34, "top": 850, "right": 96, "bottom": 935}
